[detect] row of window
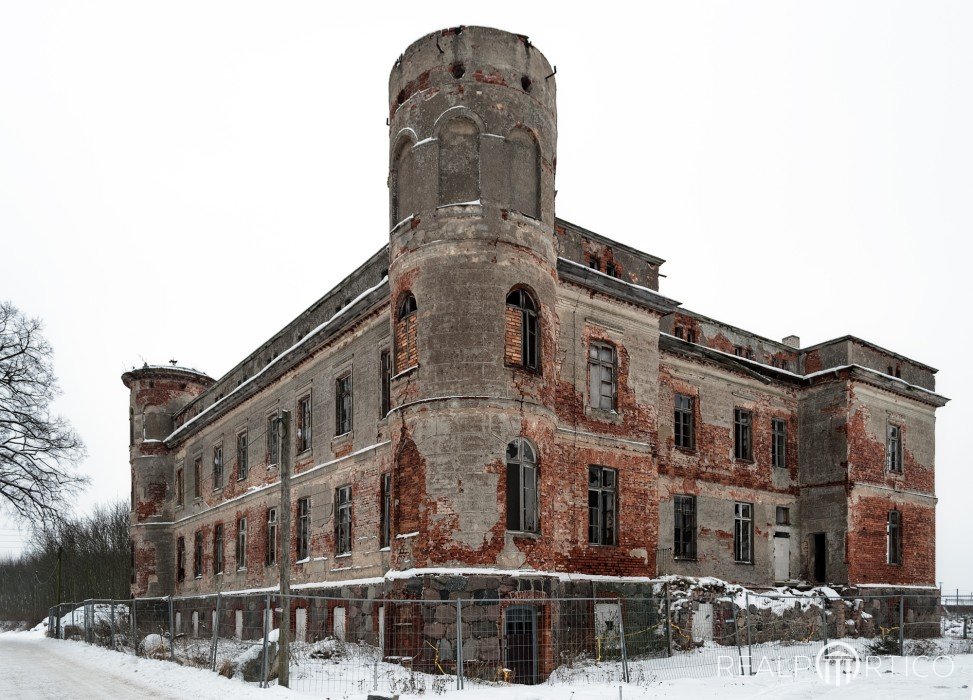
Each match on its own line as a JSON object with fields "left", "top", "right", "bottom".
{"left": 176, "top": 480, "right": 392, "bottom": 582}
{"left": 673, "top": 396, "right": 789, "bottom": 467}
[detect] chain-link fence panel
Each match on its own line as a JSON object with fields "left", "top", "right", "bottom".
{"left": 742, "top": 592, "right": 827, "bottom": 675}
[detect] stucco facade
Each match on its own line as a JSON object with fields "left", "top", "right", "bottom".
{"left": 123, "top": 27, "right": 947, "bottom": 601}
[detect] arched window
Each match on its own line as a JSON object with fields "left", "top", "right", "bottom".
{"left": 506, "top": 438, "right": 538, "bottom": 533}
{"left": 395, "top": 293, "right": 418, "bottom": 373}
{"left": 506, "top": 127, "right": 540, "bottom": 218}
{"left": 391, "top": 137, "right": 417, "bottom": 226}
{"left": 439, "top": 116, "right": 480, "bottom": 206}
{"left": 505, "top": 288, "right": 539, "bottom": 371}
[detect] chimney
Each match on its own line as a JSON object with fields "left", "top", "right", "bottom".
{"left": 782, "top": 335, "right": 801, "bottom": 349}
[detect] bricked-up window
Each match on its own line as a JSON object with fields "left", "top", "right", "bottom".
{"left": 772, "top": 418, "right": 787, "bottom": 469}
{"left": 887, "top": 510, "right": 903, "bottom": 565}
{"left": 335, "top": 374, "right": 353, "bottom": 436}
{"left": 776, "top": 506, "right": 791, "bottom": 525}
{"left": 236, "top": 430, "right": 248, "bottom": 481}
{"left": 213, "top": 524, "right": 224, "bottom": 574}
{"left": 176, "top": 536, "right": 186, "bottom": 582}
{"left": 395, "top": 293, "right": 418, "bottom": 374}
{"left": 674, "top": 394, "right": 695, "bottom": 450}
{"left": 193, "top": 531, "right": 203, "bottom": 578}
{"left": 193, "top": 457, "right": 201, "bottom": 499}
{"left": 296, "top": 498, "right": 310, "bottom": 561}
{"left": 335, "top": 485, "right": 352, "bottom": 555}
{"left": 266, "top": 507, "right": 278, "bottom": 566}
{"left": 176, "top": 467, "right": 184, "bottom": 506}
{"left": 505, "top": 438, "right": 539, "bottom": 533}
{"left": 380, "top": 473, "right": 392, "bottom": 548}
{"left": 734, "top": 502, "right": 754, "bottom": 563}
{"left": 588, "top": 342, "right": 617, "bottom": 411}
{"left": 505, "top": 288, "right": 539, "bottom": 372}
{"left": 213, "top": 443, "right": 224, "bottom": 489}
{"left": 297, "top": 394, "right": 312, "bottom": 453}
{"left": 267, "top": 413, "right": 279, "bottom": 466}
{"left": 674, "top": 495, "right": 696, "bottom": 559}
{"left": 734, "top": 408, "right": 753, "bottom": 461}
{"left": 886, "top": 424, "right": 903, "bottom": 473}
{"left": 588, "top": 466, "right": 617, "bottom": 546}
{"left": 380, "top": 349, "right": 391, "bottom": 417}
{"left": 236, "top": 518, "right": 247, "bottom": 570}
{"left": 507, "top": 126, "right": 540, "bottom": 218}
{"left": 438, "top": 115, "right": 480, "bottom": 206}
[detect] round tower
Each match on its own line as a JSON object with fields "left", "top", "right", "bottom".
{"left": 387, "top": 27, "right": 559, "bottom": 571}
{"left": 121, "top": 364, "right": 213, "bottom": 595}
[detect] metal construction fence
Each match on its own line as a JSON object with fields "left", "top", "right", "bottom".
{"left": 47, "top": 588, "right": 973, "bottom": 693}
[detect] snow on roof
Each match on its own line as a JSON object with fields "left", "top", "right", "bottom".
{"left": 129, "top": 364, "right": 212, "bottom": 379}
{"left": 558, "top": 257, "right": 678, "bottom": 303}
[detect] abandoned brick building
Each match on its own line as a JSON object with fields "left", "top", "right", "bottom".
{"left": 124, "top": 26, "right": 947, "bottom": 625}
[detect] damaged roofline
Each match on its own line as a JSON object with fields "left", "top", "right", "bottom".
{"left": 555, "top": 217, "right": 666, "bottom": 267}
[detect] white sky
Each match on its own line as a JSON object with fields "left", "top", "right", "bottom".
{"left": 1, "top": 2, "right": 970, "bottom": 591}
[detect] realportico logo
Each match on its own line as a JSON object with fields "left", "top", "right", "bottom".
{"left": 815, "top": 641, "right": 861, "bottom": 686}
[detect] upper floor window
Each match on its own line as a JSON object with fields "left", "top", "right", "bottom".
{"left": 588, "top": 466, "right": 617, "bottom": 546}
{"left": 335, "top": 485, "right": 352, "bottom": 555}
{"left": 734, "top": 502, "right": 754, "bottom": 563}
{"left": 237, "top": 430, "right": 248, "bottom": 481}
{"left": 505, "top": 438, "right": 538, "bottom": 533}
{"left": 176, "top": 467, "right": 184, "bottom": 506}
{"left": 772, "top": 418, "right": 787, "bottom": 469}
{"left": 887, "top": 509, "right": 902, "bottom": 565}
{"left": 505, "top": 288, "right": 539, "bottom": 371}
{"left": 380, "top": 349, "right": 392, "bottom": 417}
{"left": 212, "top": 443, "right": 224, "bottom": 489}
{"left": 193, "top": 457, "right": 201, "bottom": 499}
{"left": 673, "top": 495, "right": 696, "bottom": 560}
{"left": 297, "top": 394, "right": 312, "bottom": 453}
{"left": 734, "top": 408, "right": 753, "bottom": 461}
{"left": 267, "top": 413, "right": 280, "bottom": 467}
{"left": 605, "top": 262, "right": 619, "bottom": 278}
{"left": 674, "top": 394, "right": 695, "bottom": 450}
{"left": 886, "top": 424, "right": 903, "bottom": 473}
{"left": 335, "top": 373, "right": 353, "bottom": 436}
{"left": 395, "top": 293, "right": 418, "bottom": 374}
{"left": 588, "top": 342, "right": 617, "bottom": 411}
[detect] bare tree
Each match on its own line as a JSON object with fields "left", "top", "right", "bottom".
{"left": 0, "top": 301, "right": 86, "bottom": 524}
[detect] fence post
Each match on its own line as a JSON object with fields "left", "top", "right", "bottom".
{"left": 260, "top": 593, "right": 272, "bottom": 689}
{"left": 168, "top": 595, "right": 176, "bottom": 662}
{"left": 86, "top": 600, "right": 92, "bottom": 644}
{"left": 110, "top": 600, "right": 116, "bottom": 650}
{"left": 898, "top": 596, "right": 905, "bottom": 656}
{"left": 616, "top": 598, "right": 630, "bottom": 683}
{"left": 820, "top": 596, "right": 828, "bottom": 648}
{"left": 663, "top": 583, "right": 673, "bottom": 657}
{"left": 131, "top": 598, "right": 138, "bottom": 655}
{"left": 963, "top": 617, "right": 968, "bottom": 640}
{"left": 210, "top": 593, "right": 221, "bottom": 672}
{"left": 745, "top": 591, "right": 754, "bottom": 676}
{"left": 455, "top": 598, "right": 464, "bottom": 690}
{"left": 733, "top": 604, "right": 744, "bottom": 677}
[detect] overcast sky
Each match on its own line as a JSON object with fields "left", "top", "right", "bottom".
{"left": 1, "top": 2, "right": 970, "bottom": 590}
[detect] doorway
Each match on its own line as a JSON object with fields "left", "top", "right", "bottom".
{"left": 504, "top": 605, "right": 537, "bottom": 684}
{"left": 812, "top": 533, "right": 827, "bottom": 583}
{"left": 774, "top": 532, "right": 790, "bottom": 581}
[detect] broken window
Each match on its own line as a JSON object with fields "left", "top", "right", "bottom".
{"left": 505, "top": 288, "right": 539, "bottom": 371}
{"left": 380, "top": 473, "right": 392, "bottom": 548}
{"left": 673, "top": 495, "right": 696, "bottom": 559}
{"left": 193, "top": 457, "right": 202, "bottom": 499}
{"left": 588, "top": 342, "right": 617, "bottom": 411}
{"left": 588, "top": 255, "right": 601, "bottom": 270}
{"left": 335, "top": 485, "right": 352, "bottom": 555}
{"left": 772, "top": 418, "right": 787, "bottom": 469}
{"left": 505, "top": 438, "right": 539, "bottom": 533}
{"left": 776, "top": 506, "right": 791, "bottom": 526}
{"left": 237, "top": 430, "right": 248, "bottom": 481}
{"left": 296, "top": 498, "right": 310, "bottom": 561}
{"left": 193, "top": 531, "right": 202, "bottom": 578}
{"left": 395, "top": 293, "right": 418, "bottom": 374}
{"left": 380, "top": 349, "right": 391, "bottom": 417}
{"left": 887, "top": 510, "right": 902, "bottom": 565}
{"left": 297, "top": 393, "right": 312, "bottom": 452}
{"left": 213, "top": 443, "right": 224, "bottom": 489}
{"left": 266, "top": 507, "right": 278, "bottom": 567}
{"left": 267, "top": 413, "right": 280, "bottom": 466}
{"left": 588, "top": 466, "right": 617, "bottom": 546}
{"left": 335, "top": 373, "right": 353, "bottom": 435}
{"left": 734, "top": 408, "right": 753, "bottom": 461}
{"left": 886, "top": 424, "right": 903, "bottom": 473}
{"left": 674, "top": 394, "right": 695, "bottom": 450}
{"left": 176, "top": 536, "right": 186, "bottom": 582}
{"left": 213, "top": 523, "right": 224, "bottom": 575}
{"left": 176, "top": 467, "right": 184, "bottom": 506}
{"left": 606, "top": 262, "right": 619, "bottom": 278}
{"left": 734, "top": 502, "right": 754, "bottom": 563}
{"left": 236, "top": 518, "right": 247, "bottom": 569}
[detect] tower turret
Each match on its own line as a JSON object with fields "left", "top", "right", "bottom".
{"left": 387, "top": 27, "right": 560, "bottom": 570}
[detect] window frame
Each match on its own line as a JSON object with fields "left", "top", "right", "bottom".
{"left": 734, "top": 408, "right": 753, "bottom": 461}
{"left": 193, "top": 531, "right": 203, "bottom": 579}
{"left": 266, "top": 507, "right": 278, "bottom": 567}
{"left": 267, "top": 413, "right": 280, "bottom": 467}
{"left": 380, "top": 473, "right": 392, "bottom": 548}
{"left": 236, "top": 430, "right": 248, "bottom": 481}
{"left": 236, "top": 517, "right": 247, "bottom": 570}
{"left": 674, "top": 393, "right": 695, "bottom": 450}
{"left": 380, "top": 348, "right": 392, "bottom": 418}
{"left": 335, "top": 373, "right": 353, "bottom": 436}
{"left": 887, "top": 509, "right": 903, "bottom": 565}
{"left": 297, "top": 393, "right": 313, "bottom": 453}
{"left": 734, "top": 502, "right": 754, "bottom": 564}
{"left": 886, "top": 423, "right": 903, "bottom": 474}
{"left": 771, "top": 417, "right": 787, "bottom": 469}
{"left": 775, "top": 506, "right": 791, "bottom": 526}
{"left": 588, "top": 466, "right": 618, "bottom": 546}
{"left": 588, "top": 341, "right": 617, "bottom": 412}
{"left": 505, "top": 438, "right": 539, "bottom": 534}
{"left": 673, "top": 495, "right": 697, "bottom": 560}
{"left": 176, "top": 467, "right": 185, "bottom": 507}
{"left": 213, "top": 523, "right": 224, "bottom": 575}
{"left": 296, "top": 497, "right": 310, "bottom": 561}
{"left": 176, "top": 536, "right": 186, "bottom": 582}
{"left": 213, "top": 443, "right": 224, "bottom": 490}
{"left": 193, "top": 457, "right": 202, "bottom": 500}
{"left": 335, "top": 485, "right": 353, "bottom": 555}
{"left": 505, "top": 289, "right": 540, "bottom": 372}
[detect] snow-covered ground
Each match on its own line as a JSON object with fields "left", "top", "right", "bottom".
{"left": 3, "top": 626, "right": 972, "bottom": 699}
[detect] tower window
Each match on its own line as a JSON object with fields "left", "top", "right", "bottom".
{"left": 395, "top": 293, "right": 418, "bottom": 374}
{"left": 506, "top": 127, "right": 540, "bottom": 218}
{"left": 886, "top": 424, "right": 903, "bottom": 473}
{"left": 505, "top": 288, "right": 540, "bottom": 372}
{"left": 506, "top": 438, "right": 539, "bottom": 533}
